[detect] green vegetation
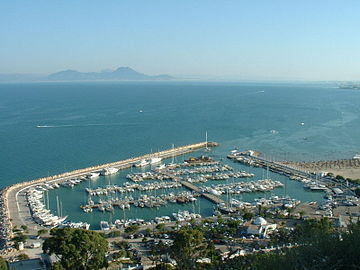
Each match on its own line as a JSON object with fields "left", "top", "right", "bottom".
{"left": 0, "top": 257, "right": 8, "bottom": 270}
{"left": 124, "top": 224, "right": 140, "bottom": 234}
{"left": 105, "top": 230, "right": 122, "bottom": 238}
{"left": 242, "top": 211, "right": 254, "bottom": 221}
{"left": 149, "top": 264, "right": 175, "bottom": 270}
{"left": 170, "top": 229, "right": 212, "bottom": 270}
{"left": 43, "top": 228, "right": 109, "bottom": 270}
{"left": 112, "top": 240, "right": 130, "bottom": 250}
{"left": 218, "top": 219, "right": 360, "bottom": 270}
{"left": 156, "top": 223, "right": 166, "bottom": 231}
{"left": 37, "top": 229, "right": 48, "bottom": 236}
{"left": 111, "top": 240, "right": 133, "bottom": 261}
{"left": 16, "top": 253, "right": 29, "bottom": 261}
{"left": 12, "top": 232, "right": 27, "bottom": 248}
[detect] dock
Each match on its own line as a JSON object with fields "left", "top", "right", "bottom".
{"left": 180, "top": 180, "right": 225, "bottom": 204}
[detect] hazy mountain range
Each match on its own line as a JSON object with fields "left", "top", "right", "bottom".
{"left": 0, "top": 67, "right": 174, "bottom": 82}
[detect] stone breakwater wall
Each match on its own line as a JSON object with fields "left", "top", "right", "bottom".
{"left": 0, "top": 141, "right": 211, "bottom": 250}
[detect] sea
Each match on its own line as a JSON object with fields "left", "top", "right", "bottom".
{"left": 1, "top": 81, "right": 359, "bottom": 229}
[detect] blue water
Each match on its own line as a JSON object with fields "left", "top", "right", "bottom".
{"left": 1, "top": 81, "right": 359, "bottom": 228}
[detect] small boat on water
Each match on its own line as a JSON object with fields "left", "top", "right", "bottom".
{"left": 100, "top": 221, "right": 110, "bottom": 231}
{"left": 150, "top": 157, "right": 162, "bottom": 164}
{"left": 101, "top": 167, "right": 119, "bottom": 176}
{"left": 135, "top": 159, "right": 150, "bottom": 167}
{"left": 87, "top": 172, "right": 100, "bottom": 179}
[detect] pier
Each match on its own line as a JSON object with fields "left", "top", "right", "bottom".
{"left": 180, "top": 180, "right": 225, "bottom": 204}
{"left": 2, "top": 141, "right": 217, "bottom": 237}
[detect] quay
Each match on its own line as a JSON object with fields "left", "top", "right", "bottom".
{"left": 1, "top": 141, "right": 218, "bottom": 244}
{"left": 180, "top": 180, "right": 225, "bottom": 204}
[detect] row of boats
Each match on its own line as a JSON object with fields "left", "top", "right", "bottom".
{"left": 289, "top": 176, "right": 331, "bottom": 192}
{"left": 99, "top": 210, "right": 202, "bottom": 230}
{"left": 216, "top": 195, "right": 301, "bottom": 214}
{"left": 202, "top": 179, "right": 284, "bottom": 195}
{"left": 184, "top": 171, "right": 255, "bottom": 183}
{"left": 135, "top": 157, "right": 162, "bottom": 167}
{"left": 27, "top": 187, "right": 67, "bottom": 227}
{"left": 81, "top": 191, "right": 199, "bottom": 213}
{"left": 85, "top": 181, "right": 182, "bottom": 196}
{"left": 126, "top": 164, "right": 234, "bottom": 182}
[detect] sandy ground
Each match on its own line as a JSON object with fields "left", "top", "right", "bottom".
{"left": 282, "top": 159, "right": 360, "bottom": 180}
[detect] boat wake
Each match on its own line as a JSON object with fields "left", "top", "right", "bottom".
{"left": 36, "top": 123, "right": 133, "bottom": 128}
{"left": 37, "top": 125, "right": 74, "bottom": 128}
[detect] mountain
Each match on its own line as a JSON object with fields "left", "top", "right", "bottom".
{"left": 46, "top": 67, "right": 174, "bottom": 81}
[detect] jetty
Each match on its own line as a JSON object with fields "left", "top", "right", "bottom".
{"left": 1, "top": 141, "right": 217, "bottom": 244}
{"left": 180, "top": 180, "right": 225, "bottom": 204}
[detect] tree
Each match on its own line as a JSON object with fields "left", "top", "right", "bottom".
{"left": 170, "top": 229, "right": 208, "bottom": 270}
{"left": 43, "top": 228, "right": 109, "bottom": 270}
{"left": 156, "top": 223, "right": 166, "bottom": 231}
{"left": 298, "top": 210, "right": 305, "bottom": 220}
{"left": 16, "top": 254, "right": 29, "bottom": 261}
{"left": 0, "top": 257, "right": 8, "bottom": 270}
{"left": 125, "top": 224, "right": 140, "bottom": 234}
{"left": 148, "top": 263, "right": 174, "bottom": 270}
{"left": 243, "top": 212, "right": 254, "bottom": 221}
{"left": 12, "top": 232, "right": 27, "bottom": 246}
{"left": 37, "top": 229, "right": 48, "bottom": 236}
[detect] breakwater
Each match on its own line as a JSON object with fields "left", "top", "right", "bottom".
{"left": 0, "top": 141, "right": 216, "bottom": 252}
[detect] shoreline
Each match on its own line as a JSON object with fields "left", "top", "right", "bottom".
{"left": 0, "top": 141, "right": 213, "bottom": 252}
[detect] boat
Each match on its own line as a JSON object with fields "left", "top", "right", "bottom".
{"left": 100, "top": 167, "right": 119, "bottom": 176}
{"left": 353, "top": 154, "right": 360, "bottom": 160}
{"left": 150, "top": 157, "right": 162, "bottom": 164}
{"left": 135, "top": 159, "right": 150, "bottom": 167}
{"left": 100, "top": 221, "right": 110, "bottom": 231}
{"left": 87, "top": 172, "right": 100, "bottom": 179}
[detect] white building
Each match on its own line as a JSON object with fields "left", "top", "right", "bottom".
{"left": 246, "top": 217, "right": 277, "bottom": 238}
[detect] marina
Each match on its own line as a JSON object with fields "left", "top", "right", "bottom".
{"left": 2, "top": 140, "right": 359, "bottom": 252}
{"left": 0, "top": 141, "right": 215, "bottom": 246}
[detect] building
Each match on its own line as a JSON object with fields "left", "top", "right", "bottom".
{"left": 245, "top": 217, "right": 277, "bottom": 238}
{"left": 9, "top": 258, "right": 47, "bottom": 270}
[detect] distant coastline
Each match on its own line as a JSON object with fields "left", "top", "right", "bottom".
{"left": 0, "top": 66, "right": 175, "bottom": 83}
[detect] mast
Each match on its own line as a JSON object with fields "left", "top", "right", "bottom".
{"left": 56, "top": 196, "right": 60, "bottom": 216}
{"left": 60, "top": 200, "right": 63, "bottom": 217}
{"left": 171, "top": 144, "right": 175, "bottom": 164}
{"left": 46, "top": 190, "right": 50, "bottom": 209}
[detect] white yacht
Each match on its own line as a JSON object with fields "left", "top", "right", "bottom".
{"left": 87, "top": 172, "right": 100, "bottom": 179}
{"left": 100, "top": 221, "right": 110, "bottom": 231}
{"left": 150, "top": 157, "right": 162, "bottom": 164}
{"left": 101, "top": 167, "right": 119, "bottom": 176}
{"left": 135, "top": 159, "right": 150, "bottom": 167}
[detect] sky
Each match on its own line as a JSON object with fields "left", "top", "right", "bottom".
{"left": 1, "top": 0, "right": 360, "bottom": 81}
